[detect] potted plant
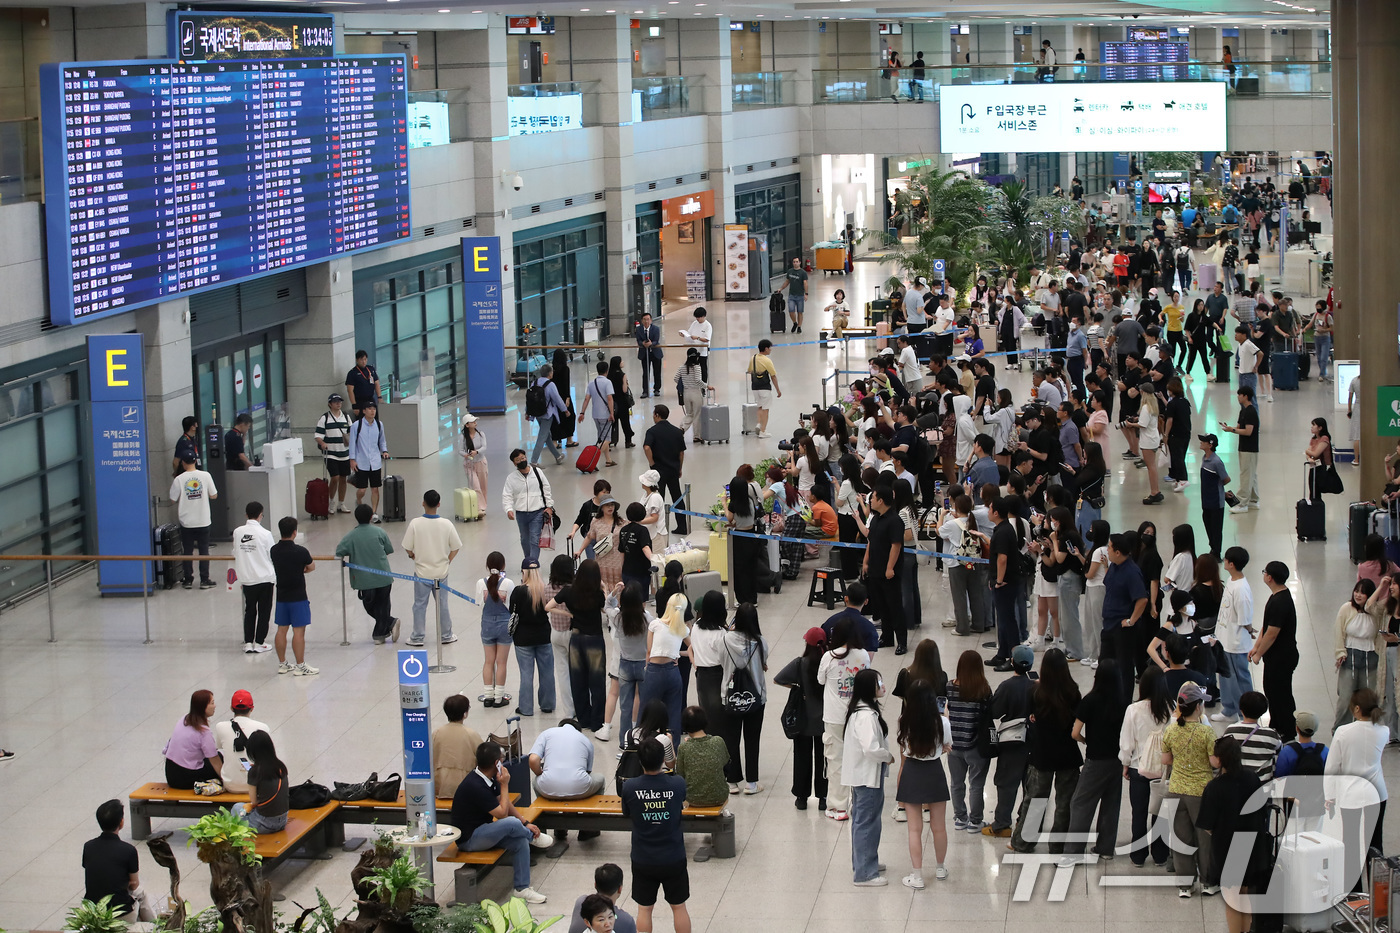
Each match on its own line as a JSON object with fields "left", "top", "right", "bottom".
{"left": 472, "top": 898, "right": 561, "bottom": 933}
{"left": 408, "top": 901, "right": 487, "bottom": 933}
{"left": 353, "top": 854, "right": 432, "bottom": 933}
{"left": 63, "top": 896, "right": 130, "bottom": 933}
{"left": 352, "top": 825, "right": 406, "bottom": 899}
{"left": 185, "top": 808, "right": 273, "bottom": 933}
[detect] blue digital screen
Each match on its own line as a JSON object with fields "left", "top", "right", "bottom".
{"left": 40, "top": 55, "right": 412, "bottom": 325}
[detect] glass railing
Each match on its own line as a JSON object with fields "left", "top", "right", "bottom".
{"left": 406, "top": 89, "right": 467, "bottom": 148}
{"left": 0, "top": 117, "right": 40, "bottom": 206}
{"left": 732, "top": 72, "right": 791, "bottom": 109}
{"left": 631, "top": 76, "right": 703, "bottom": 121}
{"left": 813, "top": 60, "right": 1333, "bottom": 103}
{"left": 508, "top": 81, "right": 597, "bottom": 136}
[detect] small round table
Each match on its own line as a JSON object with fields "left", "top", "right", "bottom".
{"left": 385, "top": 824, "right": 461, "bottom": 902}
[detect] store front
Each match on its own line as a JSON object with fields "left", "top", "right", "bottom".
{"left": 734, "top": 174, "right": 803, "bottom": 270}
{"left": 659, "top": 191, "right": 715, "bottom": 304}
{"left": 513, "top": 213, "right": 608, "bottom": 354}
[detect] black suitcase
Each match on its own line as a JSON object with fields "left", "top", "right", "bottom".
{"left": 382, "top": 474, "right": 407, "bottom": 522}
{"left": 1215, "top": 350, "right": 1231, "bottom": 383}
{"left": 1350, "top": 501, "right": 1378, "bottom": 563}
{"left": 1297, "top": 347, "right": 1311, "bottom": 381}
{"left": 1297, "top": 497, "right": 1326, "bottom": 541}
{"left": 769, "top": 308, "right": 786, "bottom": 333}
{"left": 153, "top": 522, "right": 183, "bottom": 589}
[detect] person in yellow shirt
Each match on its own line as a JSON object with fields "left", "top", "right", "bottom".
{"left": 748, "top": 340, "right": 782, "bottom": 438}
{"left": 1162, "top": 290, "right": 1187, "bottom": 368}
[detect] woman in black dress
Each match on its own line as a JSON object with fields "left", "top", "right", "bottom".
{"left": 550, "top": 349, "right": 577, "bottom": 448}
{"left": 607, "top": 355, "right": 635, "bottom": 448}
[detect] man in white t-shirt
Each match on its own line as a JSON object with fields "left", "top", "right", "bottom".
{"left": 1212, "top": 546, "right": 1257, "bottom": 722}
{"left": 896, "top": 335, "right": 924, "bottom": 393}
{"left": 402, "top": 489, "right": 463, "bottom": 647}
{"left": 213, "top": 690, "right": 271, "bottom": 793}
{"left": 1235, "top": 325, "right": 1261, "bottom": 395}
{"left": 684, "top": 307, "right": 713, "bottom": 382}
{"left": 169, "top": 456, "right": 218, "bottom": 590}
{"left": 530, "top": 721, "right": 605, "bottom": 800}
{"left": 233, "top": 501, "right": 277, "bottom": 653}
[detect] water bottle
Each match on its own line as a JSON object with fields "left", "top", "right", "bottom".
{"left": 416, "top": 810, "right": 429, "bottom": 841}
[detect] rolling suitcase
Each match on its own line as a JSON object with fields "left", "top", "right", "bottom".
{"left": 696, "top": 389, "right": 729, "bottom": 445}
{"left": 305, "top": 477, "right": 331, "bottom": 520}
{"left": 769, "top": 308, "right": 786, "bottom": 334}
{"left": 1273, "top": 831, "right": 1346, "bottom": 932}
{"left": 153, "top": 522, "right": 183, "bottom": 590}
{"left": 1272, "top": 351, "right": 1300, "bottom": 391}
{"left": 741, "top": 402, "right": 761, "bottom": 436}
{"left": 683, "top": 570, "right": 722, "bottom": 611}
{"left": 454, "top": 487, "right": 481, "bottom": 522}
{"left": 1350, "top": 502, "right": 1377, "bottom": 562}
{"left": 1296, "top": 496, "right": 1326, "bottom": 541}
{"left": 708, "top": 530, "right": 729, "bottom": 583}
{"left": 1197, "top": 262, "right": 1218, "bottom": 291}
{"left": 382, "top": 474, "right": 407, "bottom": 522}
{"left": 576, "top": 444, "right": 602, "bottom": 473}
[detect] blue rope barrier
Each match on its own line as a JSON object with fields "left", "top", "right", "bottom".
{"left": 344, "top": 561, "right": 480, "bottom": 605}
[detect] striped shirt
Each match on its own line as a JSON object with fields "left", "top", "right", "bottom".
{"left": 1223, "top": 721, "right": 1283, "bottom": 782}
{"left": 315, "top": 410, "right": 352, "bottom": 461}
{"left": 945, "top": 681, "right": 991, "bottom": 751}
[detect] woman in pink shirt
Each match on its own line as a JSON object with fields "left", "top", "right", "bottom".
{"left": 1357, "top": 535, "right": 1400, "bottom": 589}
{"left": 163, "top": 689, "right": 223, "bottom": 789}
{"left": 1086, "top": 389, "right": 1111, "bottom": 461}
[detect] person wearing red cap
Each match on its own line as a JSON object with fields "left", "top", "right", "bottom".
{"left": 773, "top": 627, "right": 832, "bottom": 811}
{"left": 213, "top": 690, "right": 269, "bottom": 794}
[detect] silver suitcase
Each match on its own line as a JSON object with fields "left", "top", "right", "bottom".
{"left": 741, "top": 402, "right": 761, "bottom": 435}
{"left": 696, "top": 390, "right": 729, "bottom": 445}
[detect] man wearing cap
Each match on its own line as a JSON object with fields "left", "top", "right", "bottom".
{"left": 336, "top": 504, "right": 400, "bottom": 645}
{"left": 169, "top": 454, "right": 219, "bottom": 590}
{"left": 402, "top": 490, "right": 462, "bottom": 648}
{"left": 643, "top": 407, "right": 688, "bottom": 535}
{"left": 213, "top": 691, "right": 270, "bottom": 794}
{"left": 233, "top": 501, "right": 276, "bottom": 654}
{"left": 348, "top": 401, "right": 390, "bottom": 521}
{"left": 685, "top": 308, "right": 713, "bottom": 383}
{"left": 315, "top": 393, "right": 353, "bottom": 513}
{"left": 1197, "top": 433, "right": 1232, "bottom": 561}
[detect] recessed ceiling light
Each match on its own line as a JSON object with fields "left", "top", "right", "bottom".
{"left": 438, "top": 8, "right": 449, "bottom": 11}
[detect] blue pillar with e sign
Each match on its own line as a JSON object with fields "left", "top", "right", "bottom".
{"left": 399, "top": 649, "right": 437, "bottom": 874}
{"left": 461, "top": 237, "right": 507, "bottom": 414}
{"left": 87, "top": 334, "right": 154, "bottom": 595}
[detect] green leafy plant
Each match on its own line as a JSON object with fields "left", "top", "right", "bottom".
{"left": 410, "top": 901, "right": 488, "bottom": 933}
{"left": 471, "top": 898, "right": 562, "bottom": 933}
{"left": 64, "top": 896, "right": 131, "bottom": 933}
{"left": 364, "top": 855, "right": 432, "bottom": 913}
{"left": 185, "top": 808, "right": 260, "bottom": 866}
{"left": 289, "top": 891, "right": 346, "bottom": 933}
{"left": 154, "top": 904, "right": 223, "bottom": 933}
{"left": 373, "top": 823, "right": 404, "bottom": 857}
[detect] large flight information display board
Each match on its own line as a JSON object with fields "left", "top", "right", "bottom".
{"left": 40, "top": 55, "right": 411, "bottom": 325}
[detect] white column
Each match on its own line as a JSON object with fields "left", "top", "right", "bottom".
{"left": 284, "top": 259, "right": 356, "bottom": 444}
{"left": 134, "top": 297, "right": 193, "bottom": 518}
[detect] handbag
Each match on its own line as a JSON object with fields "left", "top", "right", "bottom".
{"left": 780, "top": 685, "right": 805, "bottom": 740}
{"left": 288, "top": 779, "right": 332, "bottom": 810}
{"left": 540, "top": 523, "right": 556, "bottom": 551}
{"left": 330, "top": 772, "right": 379, "bottom": 801}
{"left": 1317, "top": 463, "right": 1345, "bottom": 496}
{"left": 1148, "top": 775, "right": 1171, "bottom": 816}
{"left": 994, "top": 715, "right": 1028, "bottom": 746}
{"left": 367, "top": 772, "right": 402, "bottom": 802}
{"left": 1137, "top": 728, "right": 1167, "bottom": 780}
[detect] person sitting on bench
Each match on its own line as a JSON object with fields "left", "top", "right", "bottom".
{"left": 567, "top": 863, "right": 639, "bottom": 933}
{"left": 530, "top": 719, "right": 606, "bottom": 800}
{"left": 451, "top": 740, "right": 555, "bottom": 904}
{"left": 83, "top": 800, "right": 156, "bottom": 921}
{"left": 162, "top": 689, "right": 223, "bottom": 790}
{"left": 231, "top": 730, "right": 289, "bottom": 834}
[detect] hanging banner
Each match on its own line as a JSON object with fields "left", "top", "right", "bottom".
{"left": 87, "top": 334, "right": 153, "bottom": 594}
{"left": 461, "top": 237, "right": 507, "bottom": 414}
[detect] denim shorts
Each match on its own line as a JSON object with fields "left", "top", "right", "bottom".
{"left": 481, "top": 615, "right": 513, "bottom": 646}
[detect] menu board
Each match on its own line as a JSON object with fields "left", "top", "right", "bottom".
{"left": 40, "top": 55, "right": 411, "bottom": 325}
{"left": 723, "top": 224, "right": 747, "bottom": 295}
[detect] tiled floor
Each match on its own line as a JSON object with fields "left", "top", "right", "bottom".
{"left": 3, "top": 191, "right": 1389, "bottom": 931}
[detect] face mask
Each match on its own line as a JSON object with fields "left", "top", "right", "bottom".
{"left": 1069, "top": 322, "right": 1078, "bottom": 330}
{"left": 1183, "top": 603, "right": 1196, "bottom": 617}
{"left": 515, "top": 460, "right": 530, "bottom": 472}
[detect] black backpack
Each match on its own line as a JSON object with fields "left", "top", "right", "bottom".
{"left": 525, "top": 383, "right": 548, "bottom": 418}
{"left": 769, "top": 292, "right": 786, "bottom": 314}
{"left": 288, "top": 779, "right": 332, "bottom": 810}
{"left": 615, "top": 744, "right": 645, "bottom": 793}
{"left": 1286, "top": 741, "right": 1327, "bottom": 776}
{"left": 723, "top": 641, "right": 763, "bottom": 715}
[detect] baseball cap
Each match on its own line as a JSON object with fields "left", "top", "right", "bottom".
{"left": 231, "top": 689, "right": 254, "bottom": 711}
{"left": 1011, "top": 645, "right": 1035, "bottom": 671}
{"left": 1177, "top": 682, "right": 1210, "bottom": 706}
{"left": 803, "top": 627, "right": 828, "bottom": 648}
{"left": 1197, "top": 433, "right": 1220, "bottom": 448}
{"left": 521, "top": 558, "right": 540, "bottom": 571}
{"left": 1294, "top": 711, "right": 1319, "bottom": 736}
{"left": 327, "top": 393, "right": 344, "bottom": 404}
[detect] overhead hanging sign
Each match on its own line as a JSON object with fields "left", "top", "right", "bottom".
{"left": 168, "top": 11, "right": 335, "bottom": 61}
{"left": 939, "top": 82, "right": 1226, "bottom": 154}
{"left": 87, "top": 334, "right": 153, "bottom": 594}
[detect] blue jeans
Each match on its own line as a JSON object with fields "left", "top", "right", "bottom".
{"left": 1315, "top": 333, "right": 1333, "bottom": 379}
{"left": 232, "top": 802, "right": 287, "bottom": 834}
{"left": 515, "top": 643, "right": 556, "bottom": 716}
{"left": 618, "top": 658, "right": 646, "bottom": 738}
{"left": 640, "top": 661, "right": 684, "bottom": 746}
{"left": 530, "top": 419, "right": 561, "bottom": 465}
{"left": 850, "top": 775, "right": 885, "bottom": 882}
{"left": 516, "top": 509, "right": 547, "bottom": 564}
{"left": 1076, "top": 501, "right": 1101, "bottom": 540}
{"left": 465, "top": 817, "right": 533, "bottom": 890}
{"left": 569, "top": 633, "right": 608, "bottom": 731}
{"left": 1218, "top": 650, "right": 1253, "bottom": 717}
{"left": 1237, "top": 372, "right": 1257, "bottom": 394}
{"left": 412, "top": 579, "right": 452, "bottom": 642}
{"left": 788, "top": 295, "right": 805, "bottom": 318}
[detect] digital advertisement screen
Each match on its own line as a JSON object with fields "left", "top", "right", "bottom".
{"left": 939, "top": 82, "right": 1226, "bottom": 154}
{"left": 40, "top": 55, "right": 412, "bottom": 325}
{"left": 168, "top": 11, "right": 335, "bottom": 61}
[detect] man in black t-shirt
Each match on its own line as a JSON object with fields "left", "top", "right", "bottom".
{"left": 617, "top": 502, "right": 654, "bottom": 595}
{"left": 225, "top": 413, "right": 252, "bottom": 470}
{"left": 1251, "top": 562, "right": 1299, "bottom": 740}
{"left": 1221, "top": 385, "right": 1260, "bottom": 510}
{"left": 620, "top": 738, "right": 690, "bottom": 931}
{"left": 452, "top": 741, "right": 553, "bottom": 903}
{"left": 83, "top": 800, "right": 154, "bottom": 920}
{"left": 972, "top": 360, "right": 998, "bottom": 418}
{"left": 989, "top": 497, "right": 1026, "bottom": 670}
{"left": 270, "top": 516, "right": 318, "bottom": 676}
{"left": 173, "top": 415, "right": 201, "bottom": 476}
{"left": 642, "top": 406, "right": 688, "bottom": 534}
{"left": 863, "top": 486, "right": 908, "bottom": 653}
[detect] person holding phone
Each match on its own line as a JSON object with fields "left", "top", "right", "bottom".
{"left": 451, "top": 740, "right": 556, "bottom": 904}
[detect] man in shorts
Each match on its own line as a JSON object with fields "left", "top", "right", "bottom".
{"left": 620, "top": 738, "right": 691, "bottom": 933}
{"left": 748, "top": 339, "right": 782, "bottom": 439}
{"left": 270, "top": 516, "right": 318, "bottom": 675}
{"left": 315, "top": 393, "right": 353, "bottom": 512}
{"left": 779, "top": 256, "right": 809, "bottom": 332}
{"left": 348, "top": 400, "right": 389, "bottom": 521}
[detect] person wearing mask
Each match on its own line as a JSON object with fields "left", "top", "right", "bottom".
{"left": 1161, "top": 682, "right": 1218, "bottom": 897}
{"left": 983, "top": 645, "right": 1037, "bottom": 838}
{"left": 845, "top": 669, "right": 895, "bottom": 886}
{"left": 1327, "top": 689, "right": 1391, "bottom": 891}
{"left": 169, "top": 455, "right": 219, "bottom": 590}
{"left": 1119, "top": 667, "right": 1172, "bottom": 867}
{"left": 402, "top": 491, "right": 463, "bottom": 650}
{"left": 895, "top": 679, "right": 953, "bottom": 887}
{"left": 213, "top": 690, "right": 270, "bottom": 794}
{"left": 162, "top": 690, "right": 223, "bottom": 790}
{"left": 432, "top": 694, "right": 485, "bottom": 796}
{"left": 503, "top": 448, "right": 556, "bottom": 565}
{"left": 347, "top": 401, "right": 390, "bottom": 519}
{"left": 231, "top": 730, "right": 289, "bottom": 834}
{"left": 571, "top": 480, "right": 613, "bottom": 561}
{"left": 511, "top": 559, "right": 556, "bottom": 718}
{"left": 818, "top": 619, "right": 872, "bottom": 821}
{"left": 233, "top": 501, "right": 277, "bottom": 653}
{"left": 1249, "top": 561, "right": 1299, "bottom": 740}
{"left": 718, "top": 603, "right": 769, "bottom": 795}
{"left": 1010, "top": 650, "right": 1083, "bottom": 855}
{"left": 335, "top": 503, "right": 398, "bottom": 645}
{"left": 775, "top": 628, "right": 831, "bottom": 811}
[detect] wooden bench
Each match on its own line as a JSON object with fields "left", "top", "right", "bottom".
{"left": 129, "top": 782, "right": 251, "bottom": 840}
{"left": 437, "top": 805, "right": 544, "bottom": 902}
{"left": 530, "top": 794, "right": 735, "bottom": 859}
{"left": 253, "top": 803, "right": 343, "bottom": 870}
{"left": 335, "top": 792, "right": 456, "bottom": 829}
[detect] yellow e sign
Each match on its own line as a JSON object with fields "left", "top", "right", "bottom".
{"left": 105, "top": 349, "right": 129, "bottom": 387}
{"left": 473, "top": 246, "right": 492, "bottom": 273}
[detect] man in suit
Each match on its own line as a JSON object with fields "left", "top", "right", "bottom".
{"left": 634, "top": 312, "right": 663, "bottom": 399}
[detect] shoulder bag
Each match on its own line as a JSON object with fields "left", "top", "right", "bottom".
{"left": 288, "top": 779, "right": 332, "bottom": 810}
{"left": 780, "top": 684, "right": 805, "bottom": 740}
{"left": 532, "top": 467, "right": 561, "bottom": 531}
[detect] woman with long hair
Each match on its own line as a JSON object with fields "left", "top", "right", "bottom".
{"left": 1086, "top": 391, "right": 1112, "bottom": 463}
{"left": 232, "top": 730, "right": 289, "bottom": 834}
{"left": 639, "top": 592, "right": 691, "bottom": 746}
{"left": 829, "top": 412, "right": 855, "bottom": 476}
{"left": 509, "top": 559, "right": 556, "bottom": 717}
{"left": 584, "top": 497, "right": 624, "bottom": 589}
{"left": 1132, "top": 384, "right": 1164, "bottom": 504}
{"left": 678, "top": 348, "right": 710, "bottom": 432}
{"left": 835, "top": 454, "right": 870, "bottom": 580}
{"left": 763, "top": 463, "right": 801, "bottom": 531}
{"left": 1162, "top": 523, "right": 1196, "bottom": 599}
{"left": 946, "top": 650, "right": 993, "bottom": 832}
{"left": 476, "top": 551, "right": 515, "bottom": 708}
{"left": 688, "top": 591, "right": 731, "bottom": 742}
{"left": 1183, "top": 297, "right": 1213, "bottom": 379}
{"left": 844, "top": 668, "right": 893, "bottom": 884}
{"left": 1161, "top": 682, "right": 1217, "bottom": 895}
{"left": 1120, "top": 666, "right": 1173, "bottom": 867}
{"left": 1305, "top": 416, "right": 1337, "bottom": 500}
{"left": 719, "top": 603, "right": 769, "bottom": 794}
{"left": 608, "top": 355, "right": 635, "bottom": 448}
{"left": 1197, "top": 735, "right": 1272, "bottom": 933}
{"left": 611, "top": 581, "right": 651, "bottom": 740}
{"left": 459, "top": 414, "right": 488, "bottom": 513}
{"left": 1327, "top": 689, "right": 1391, "bottom": 889}
{"left": 654, "top": 560, "right": 694, "bottom": 696}
{"left": 988, "top": 388, "right": 1019, "bottom": 466}
{"left": 775, "top": 627, "right": 830, "bottom": 810}
{"left": 550, "top": 348, "right": 577, "bottom": 447}
{"left": 818, "top": 618, "right": 872, "bottom": 821}
{"left": 1081, "top": 519, "right": 1111, "bottom": 667}
{"left": 1357, "top": 534, "right": 1400, "bottom": 588}
{"left": 896, "top": 679, "right": 953, "bottom": 887}
{"left": 545, "top": 553, "right": 577, "bottom": 718}
{"left": 1047, "top": 507, "right": 1087, "bottom": 662}
{"left": 1010, "top": 649, "right": 1083, "bottom": 854}
{"left": 1136, "top": 521, "right": 1165, "bottom": 676}
{"left": 789, "top": 434, "right": 828, "bottom": 501}
{"left": 1335, "top": 580, "right": 1385, "bottom": 731}
{"left": 725, "top": 465, "right": 765, "bottom": 604}
{"left": 1074, "top": 440, "right": 1108, "bottom": 540}
{"left": 162, "top": 689, "right": 223, "bottom": 789}
{"left": 1065, "top": 659, "right": 1126, "bottom": 858}
{"left": 545, "top": 558, "right": 609, "bottom": 731}
{"left": 631, "top": 698, "right": 676, "bottom": 771}
{"left": 892, "top": 478, "right": 923, "bottom": 631}
{"left": 891, "top": 637, "right": 946, "bottom": 823}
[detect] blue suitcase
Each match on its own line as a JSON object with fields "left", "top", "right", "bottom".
{"left": 1272, "top": 351, "right": 1299, "bottom": 391}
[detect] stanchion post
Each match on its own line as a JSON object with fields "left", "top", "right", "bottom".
{"left": 45, "top": 558, "right": 55, "bottom": 644}
{"left": 428, "top": 582, "right": 456, "bottom": 674}
{"left": 726, "top": 528, "right": 736, "bottom": 610}
{"left": 339, "top": 558, "right": 351, "bottom": 646}
{"left": 141, "top": 559, "right": 152, "bottom": 645}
